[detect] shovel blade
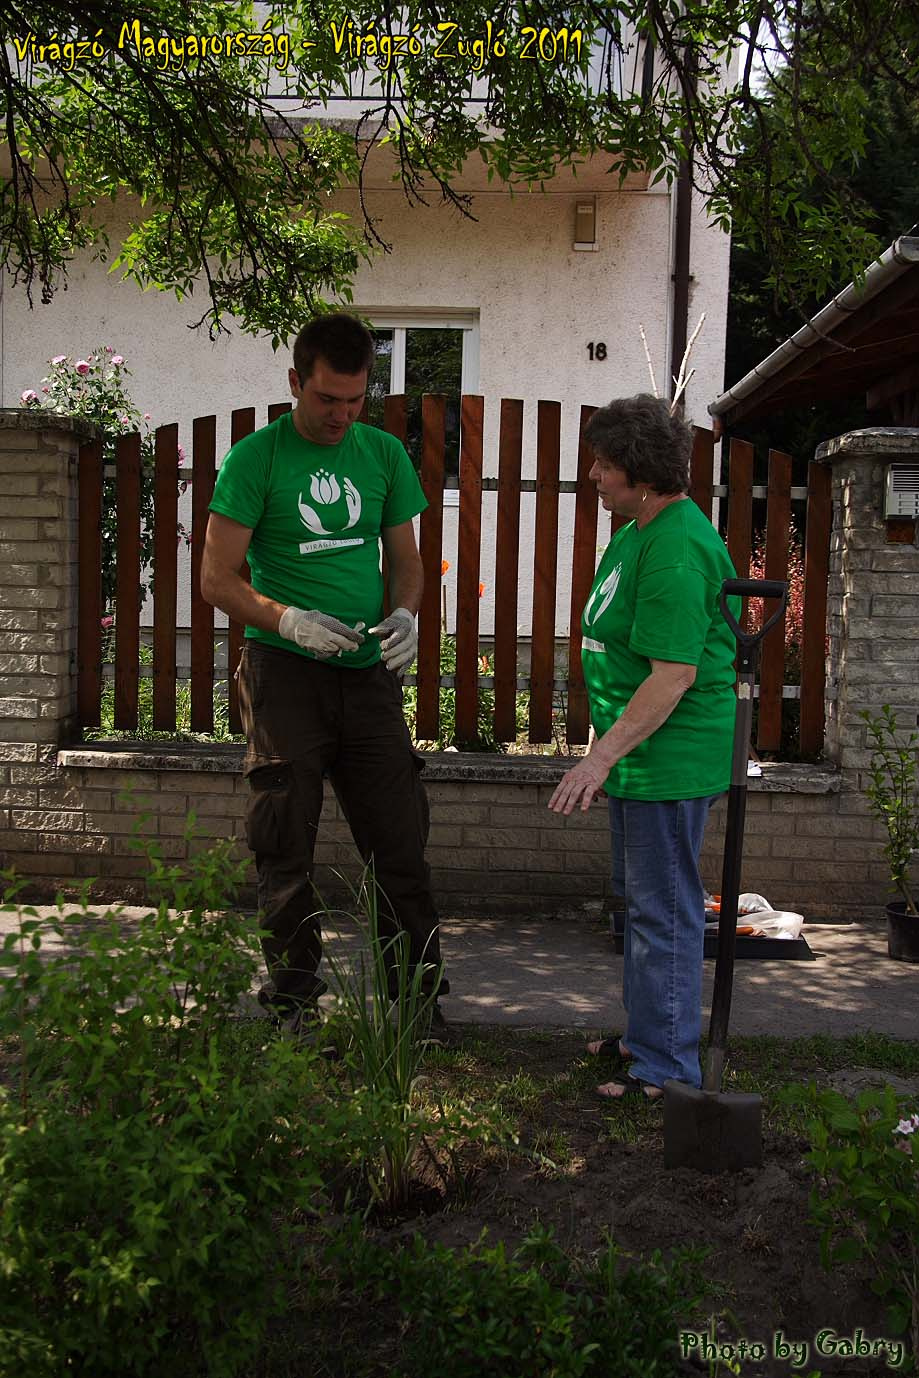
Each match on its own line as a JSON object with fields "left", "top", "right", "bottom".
{"left": 662, "top": 1079, "right": 763, "bottom": 1173}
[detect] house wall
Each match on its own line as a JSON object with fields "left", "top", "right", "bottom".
{"left": 0, "top": 151, "right": 732, "bottom": 637}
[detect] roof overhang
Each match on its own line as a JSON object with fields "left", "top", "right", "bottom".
{"left": 709, "top": 235, "right": 919, "bottom": 429}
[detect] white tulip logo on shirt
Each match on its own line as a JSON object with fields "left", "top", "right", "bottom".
{"left": 583, "top": 563, "right": 622, "bottom": 627}
{"left": 311, "top": 470, "right": 340, "bottom": 506}
{"left": 297, "top": 471, "right": 362, "bottom": 537}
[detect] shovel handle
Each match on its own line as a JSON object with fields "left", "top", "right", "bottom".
{"left": 720, "top": 579, "right": 788, "bottom": 651}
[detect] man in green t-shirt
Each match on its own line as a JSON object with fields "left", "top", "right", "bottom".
{"left": 201, "top": 314, "right": 449, "bottom": 1041}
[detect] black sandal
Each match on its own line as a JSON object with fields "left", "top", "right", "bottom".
{"left": 594, "top": 1072, "right": 663, "bottom": 1103}
{"left": 586, "top": 1036, "right": 632, "bottom": 1065}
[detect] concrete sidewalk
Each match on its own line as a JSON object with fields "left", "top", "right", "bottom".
{"left": 2, "top": 903, "right": 916, "bottom": 1041}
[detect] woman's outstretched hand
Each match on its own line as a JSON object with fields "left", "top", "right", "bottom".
{"left": 548, "top": 753, "right": 611, "bottom": 815}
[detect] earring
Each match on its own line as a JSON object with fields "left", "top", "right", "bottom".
{"left": 641, "top": 489, "right": 648, "bottom": 503}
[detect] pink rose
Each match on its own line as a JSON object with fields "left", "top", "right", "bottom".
{"left": 143, "top": 412, "right": 151, "bottom": 421}
{"left": 110, "top": 355, "right": 125, "bottom": 366}
{"left": 20, "top": 388, "right": 39, "bottom": 403}
{"left": 119, "top": 415, "right": 129, "bottom": 425}
{"left": 74, "top": 360, "right": 91, "bottom": 375}
{"left": 51, "top": 355, "right": 67, "bottom": 365}
{"left": 100, "top": 615, "right": 115, "bottom": 629}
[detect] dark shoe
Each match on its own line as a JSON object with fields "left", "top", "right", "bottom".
{"left": 422, "top": 1001, "right": 460, "bottom": 1050}
{"left": 258, "top": 978, "right": 328, "bottom": 1014}
{"left": 585, "top": 1036, "right": 632, "bottom": 1067}
{"left": 280, "top": 1005, "right": 340, "bottom": 1060}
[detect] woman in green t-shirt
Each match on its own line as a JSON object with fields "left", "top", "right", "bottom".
{"left": 548, "top": 395, "right": 737, "bottom": 1101}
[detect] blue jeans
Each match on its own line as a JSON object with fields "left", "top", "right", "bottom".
{"left": 609, "top": 794, "right": 720, "bottom": 1089}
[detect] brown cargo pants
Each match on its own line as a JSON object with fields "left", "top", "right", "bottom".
{"left": 237, "top": 641, "right": 446, "bottom": 1011}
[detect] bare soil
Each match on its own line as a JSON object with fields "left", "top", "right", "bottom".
{"left": 313, "top": 1028, "right": 915, "bottom": 1378}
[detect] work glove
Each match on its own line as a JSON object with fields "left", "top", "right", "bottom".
{"left": 278, "top": 607, "right": 365, "bottom": 659}
{"left": 368, "top": 607, "right": 417, "bottom": 675}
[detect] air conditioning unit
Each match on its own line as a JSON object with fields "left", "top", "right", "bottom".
{"left": 884, "top": 464, "right": 919, "bottom": 517}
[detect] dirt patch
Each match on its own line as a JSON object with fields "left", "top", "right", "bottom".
{"left": 356, "top": 1029, "right": 914, "bottom": 1378}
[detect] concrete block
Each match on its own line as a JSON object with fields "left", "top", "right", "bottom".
{"left": 0, "top": 698, "right": 39, "bottom": 718}
{"left": 0, "top": 587, "right": 60, "bottom": 610}
{"left": 113, "top": 834, "right": 186, "bottom": 859}
{"left": 13, "top": 851, "right": 77, "bottom": 877}
{"left": 0, "top": 787, "right": 38, "bottom": 806}
{"left": 489, "top": 848, "right": 566, "bottom": 873}
{"left": 0, "top": 520, "right": 40, "bottom": 541}
{"left": 82, "top": 810, "right": 157, "bottom": 836}
{"left": 12, "top": 808, "right": 85, "bottom": 832}
{"left": 0, "top": 610, "right": 40, "bottom": 632}
{"left": 0, "top": 743, "right": 37, "bottom": 762}
{"left": 0, "top": 472, "right": 40, "bottom": 492}
{"left": 0, "top": 828, "right": 38, "bottom": 853}
{"left": 0, "top": 653, "right": 40, "bottom": 674}
{"left": 39, "top": 786, "right": 111, "bottom": 811}
{"left": 0, "top": 676, "right": 62, "bottom": 699}
{"left": 0, "top": 497, "right": 62, "bottom": 519}
{"left": 190, "top": 815, "right": 244, "bottom": 837}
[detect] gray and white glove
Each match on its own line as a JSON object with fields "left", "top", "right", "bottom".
{"left": 278, "top": 606, "right": 365, "bottom": 660}
{"left": 368, "top": 607, "right": 417, "bottom": 675}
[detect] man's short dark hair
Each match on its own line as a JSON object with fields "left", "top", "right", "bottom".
{"left": 292, "top": 313, "right": 376, "bottom": 382}
{"left": 584, "top": 394, "right": 692, "bottom": 495}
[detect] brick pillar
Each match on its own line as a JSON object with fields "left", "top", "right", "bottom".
{"left": 818, "top": 427, "right": 919, "bottom": 779}
{"left": 0, "top": 410, "right": 94, "bottom": 753}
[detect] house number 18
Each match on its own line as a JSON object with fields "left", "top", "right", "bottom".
{"left": 587, "top": 342, "right": 607, "bottom": 361}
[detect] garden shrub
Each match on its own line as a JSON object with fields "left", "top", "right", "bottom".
{"left": 785, "top": 1082, "right": 919, "bottom": 1365}
{"left": 0, "top": 837, "right": 362, "bottom": 1378}
{"left": 329, "top": 1221, "right": 706, "bottom": 1377}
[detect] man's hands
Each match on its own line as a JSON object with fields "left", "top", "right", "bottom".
{"left": 278, "top": 607, "right": 365, "bottom": 659}
{"left": 369, "top": 607, "right": 417, "bottom": 675}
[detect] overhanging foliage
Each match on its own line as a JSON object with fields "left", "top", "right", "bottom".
{"left": 2, "top": 0, "right": 918, "bottom": 340}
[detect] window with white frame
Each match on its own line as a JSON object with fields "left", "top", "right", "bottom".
{"left": 364, "top": 313, "right": 479, "bottom": 497}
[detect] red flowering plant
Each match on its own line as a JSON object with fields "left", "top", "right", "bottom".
{"left": 20, "top": 348, "right": 179, "bottom": 611}
{"left": 747, "top": 524, "right": 806, "bottom": 683}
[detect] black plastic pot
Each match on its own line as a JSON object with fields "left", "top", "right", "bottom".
{"left": 886, "top": 901, "right": 919, "bottom": 962}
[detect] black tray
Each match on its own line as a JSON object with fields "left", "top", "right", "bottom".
{"left": 610, "top": 928, "right": 815, "bottom": 962}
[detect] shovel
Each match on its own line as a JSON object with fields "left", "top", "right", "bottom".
{"left": 663, "top": 577, "right": 788, "bottom": 1173}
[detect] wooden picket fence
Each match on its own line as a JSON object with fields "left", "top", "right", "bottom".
{"left": 76, "top": 397, "right": 832, "bottom": 755}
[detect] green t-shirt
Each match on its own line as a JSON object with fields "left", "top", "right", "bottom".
{"left": 209, "top": 413, "right": 427, "bottom": 668}
{"left": 581, "top": 499, "right": 738, "bottom": 801}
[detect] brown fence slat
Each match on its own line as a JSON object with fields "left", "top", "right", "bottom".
{"left": 77, "top": 439, "right": 104, "bottom": 728}
{"left": 726, "top": 437, "right": 754, "bottom": 581}
{"left": 380, "top": 395, "right": 408, "bottom": 617}
{"left": 383, "top": 394, "right": 407, "bottom": 444}
{"left": 454, "top": 397, "right": 484, "bottom": 743}
{"left": 726, "top": 437, "right": 754, "bottom": 636}
{"left": 530, "top": 401, "right": 561, "bottom": 742}
{"left": 689, "top": 425, "right": 714, "bottom": 520}
{"left": 756, "top": 449, "right": 792, "bottom": 752}
{"left": 114, "top": 433, "right": 142, "bottom": 730}
{"left": 493, "top": 399, "right": 523, "bottom": 741}
{"left": 267, "top": 401, "right": 292, "bottom": 423}
{"left": 799, "top": 460, "right": 832, "bottom": 756}
{"left": 227, "top": 409, "right": 256, "bottom": 733}
{"left": 567, "top": 406, "right": 598, "bottom": 745}
{"left": 416, "top": 395, "right": 446, "bottom": 741}
{"left": 152, "top": 426, "right": 179, "bottom": 731}
{"left": 190, "top": 416, "right": 216, "bottom": 734}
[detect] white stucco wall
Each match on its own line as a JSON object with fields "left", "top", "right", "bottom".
{"left": 0, "top": 151, "right": 731, "bottom": 636}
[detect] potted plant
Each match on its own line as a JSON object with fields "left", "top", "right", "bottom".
{"left": 861, "top": 705, "right": 919, "bottom": 961}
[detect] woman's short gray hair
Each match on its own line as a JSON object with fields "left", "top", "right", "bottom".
{"left": 584, "top": 394, "right": 692, "bottom": 495}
